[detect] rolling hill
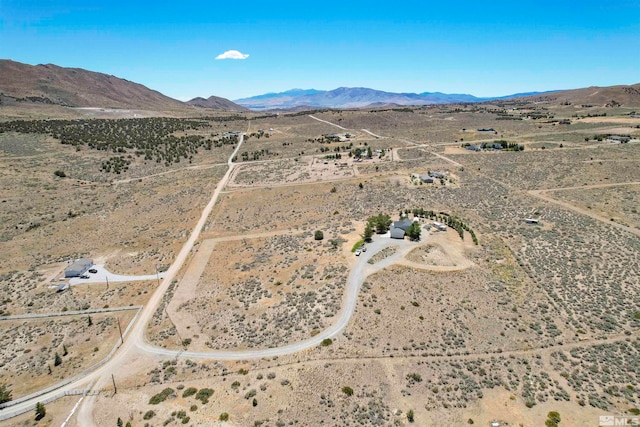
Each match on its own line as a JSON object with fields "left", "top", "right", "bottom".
{"left": 525, "top": 83, "right": 640, "bottom": 106}
{"left": 0, "top": 59, "right": 243, "bottom": 112}
{"left": 186, "top": 95, "right": 248, "bottom": 112}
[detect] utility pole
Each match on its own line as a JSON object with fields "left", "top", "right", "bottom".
{"left": 112, "top": 374, "right": 117, "bottom": 394}
{"left": 117, "top": 317, "right": 123, "bottom": 343}
{"left": 106, "top": 276, "right": 109, "bottom": 290}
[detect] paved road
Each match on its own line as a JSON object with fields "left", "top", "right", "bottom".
{"left": 137, "top": 236, "right": 417, "bottom": 360}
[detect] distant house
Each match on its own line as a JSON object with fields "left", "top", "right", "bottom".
{"left": 432, "top": 221, "right": 447, "bottom": 231}
{"left": 608, "top": 135, "right": 631, "bottom": 143}
{"left": 466, "top": 145, "right": 481, "bottom": 152}
{"left": 428, "top": 171, "right": 445, "bottom": 179}
{"left": 525, "top": 218, "right": 540, "bottom": 224}
{"left": 411, "top": 173, "right": 433, "bottom": 184}
{"left": 477, "top": 127, "right": 495, "bottom": 132}
{"left": 325, "top": 133, "right": 348, "bottom": 142}
{"left": 65, "top": 258, "right": 93, "bottom": 278}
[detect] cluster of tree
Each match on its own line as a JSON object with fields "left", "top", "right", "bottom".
{"left": 289, "top": 109, "right": 331, "bottom": 117}
{"left": 441, "top": 213, "right": 478, "bottom": 244}
{"left": 587, "top": 133, "right": 630, "bottom": 142}
{"left": 486, "top": 140, "right": 524, "bottom": 151}
{"left": 240, "top": 148, "right": 271, "bottom": 161}
{"left": 323, "top": 153, "right": 343, "bottom": 159}
{"left": 364, "top": 213, "right": 392, "bottom": 240}
{"left": 0, "top": 118, "right": 237, "bottom": 171}
{"left": 403, "top": 209, "right": 478, "bottom": 245}
{"left": 245, "top": 130, "right": 270, "bottom": 139}
{"left": 350, "top": 146, "right": 372, "bottom": 159}
{"left": 100, "top": 156, "right": 132, "bottom": 174}
{"left": 198, "top": 114, "right": 247, "bottom": 122}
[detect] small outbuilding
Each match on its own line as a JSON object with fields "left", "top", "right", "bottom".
{"left": 65, "top": 258, "right": 94, "bottom": 278}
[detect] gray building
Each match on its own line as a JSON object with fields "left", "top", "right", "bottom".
{"left": 393, "top": 218, "right": 413, "bottom": 231}
{"left": 65, "top": 258, "right": 93, "bottom": 278}
{"left": 390, "top": 228, "right": 406, "bottom": 239}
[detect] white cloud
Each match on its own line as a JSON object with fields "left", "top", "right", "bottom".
{"left": 215, "top": 50, "right": 250, "bottom": 60}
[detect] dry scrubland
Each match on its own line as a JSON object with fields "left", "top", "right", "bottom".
{"left": 549, "top": 185, "right": 640, "bottom": 228}
{"left": 151, "top": 233, "right": 349, "bottom": 350}
{"left": 1, "top": 101, "right": 639, "bottom": 426}
{"left": 0, "top": 310, "right": 135, "bottom": 399}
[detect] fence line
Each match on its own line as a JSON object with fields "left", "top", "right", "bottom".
{"left": 0, "top": 305, "right": 142, "bottom": 321}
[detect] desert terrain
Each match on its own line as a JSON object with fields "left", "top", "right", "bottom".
{"left": 1, "top": 93, "right": 639, "bottom": 427}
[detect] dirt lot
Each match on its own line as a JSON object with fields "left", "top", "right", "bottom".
{"left": 156, "top": 232, "right": 350, "bottom": 351}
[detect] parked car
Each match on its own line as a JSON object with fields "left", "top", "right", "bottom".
{"left": 79, "top": 275, "right": 90, "bottom": 279}
{"left": 361, "top": 247, "right": 367, "bottom": 252}
{"left": 88, "top": 268, "right": 98, "bottom": 274}
{"left": 355, "top": 249, "right": 361, "bottom": 256}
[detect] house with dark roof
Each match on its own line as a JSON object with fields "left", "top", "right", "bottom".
{"left": 65, "top": 258, "right": 93, "bottom": 278}
{"left": 393, "top": 218, "right": 413, "bottom": 231}
{"left": 390, "top": 218, "right": 414, "bottom": 240}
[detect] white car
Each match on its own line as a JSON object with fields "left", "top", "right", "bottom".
{"left": 361, "top": 247, "right": 367, "bottom": 252}
{"left": 355, "top": 249, "right": 362, "bottom": 256}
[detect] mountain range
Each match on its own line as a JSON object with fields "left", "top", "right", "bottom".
{"left": 0, "top": 59, "right": 246, "bottom": 112}
{"left": 1, "top": 60, "right": 639, "bottom": 112}
{"left": 233, "top": 87, "right": 555, "bottom": 110}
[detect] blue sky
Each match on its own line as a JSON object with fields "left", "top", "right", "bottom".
{"left": 1, "top": 1, "right": 639, "bottom": 101}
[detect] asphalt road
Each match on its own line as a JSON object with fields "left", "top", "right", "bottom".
{"left": 136, "top": 236, "right": 417, "bottom": 360}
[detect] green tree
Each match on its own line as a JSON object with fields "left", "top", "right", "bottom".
{"left": 342, "top": 386, "right": 354, "bottom": 396}
{"left": 545, "top": 411, "right": 561, "bottom": 427}
{"left": 35, "top": 402, "right": 46, "bottom": 421}
{"left": 314, "top": 230, "right": 324, "bottom": 240}
{"left": 405, "top": 222, "right": 421, "bottom": 241}
{"left": 87, "top": 315, "right": 93, "bottom": 326}
{"left": 62, "top": 344, "right": 68, "bottom": 356}
{"left": 366, "top": 147, "right": 373, "bottom": 158}
{"left": 0, "top": 384, "right": 12, "bottom": 404}
{"left": 407, "top": 409, "right": 415, "bottom": 423}
{"left": 362, "top": 222, "right": 374, "bottom": 242}
{"left": 54, "top": 352, "right": 62, "bottom": 367}
{"left": 367, "top": 213, "right": 392, "bottom": 234}
{"left": 117, "top": 418, "right": 123, "bottom": 427}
